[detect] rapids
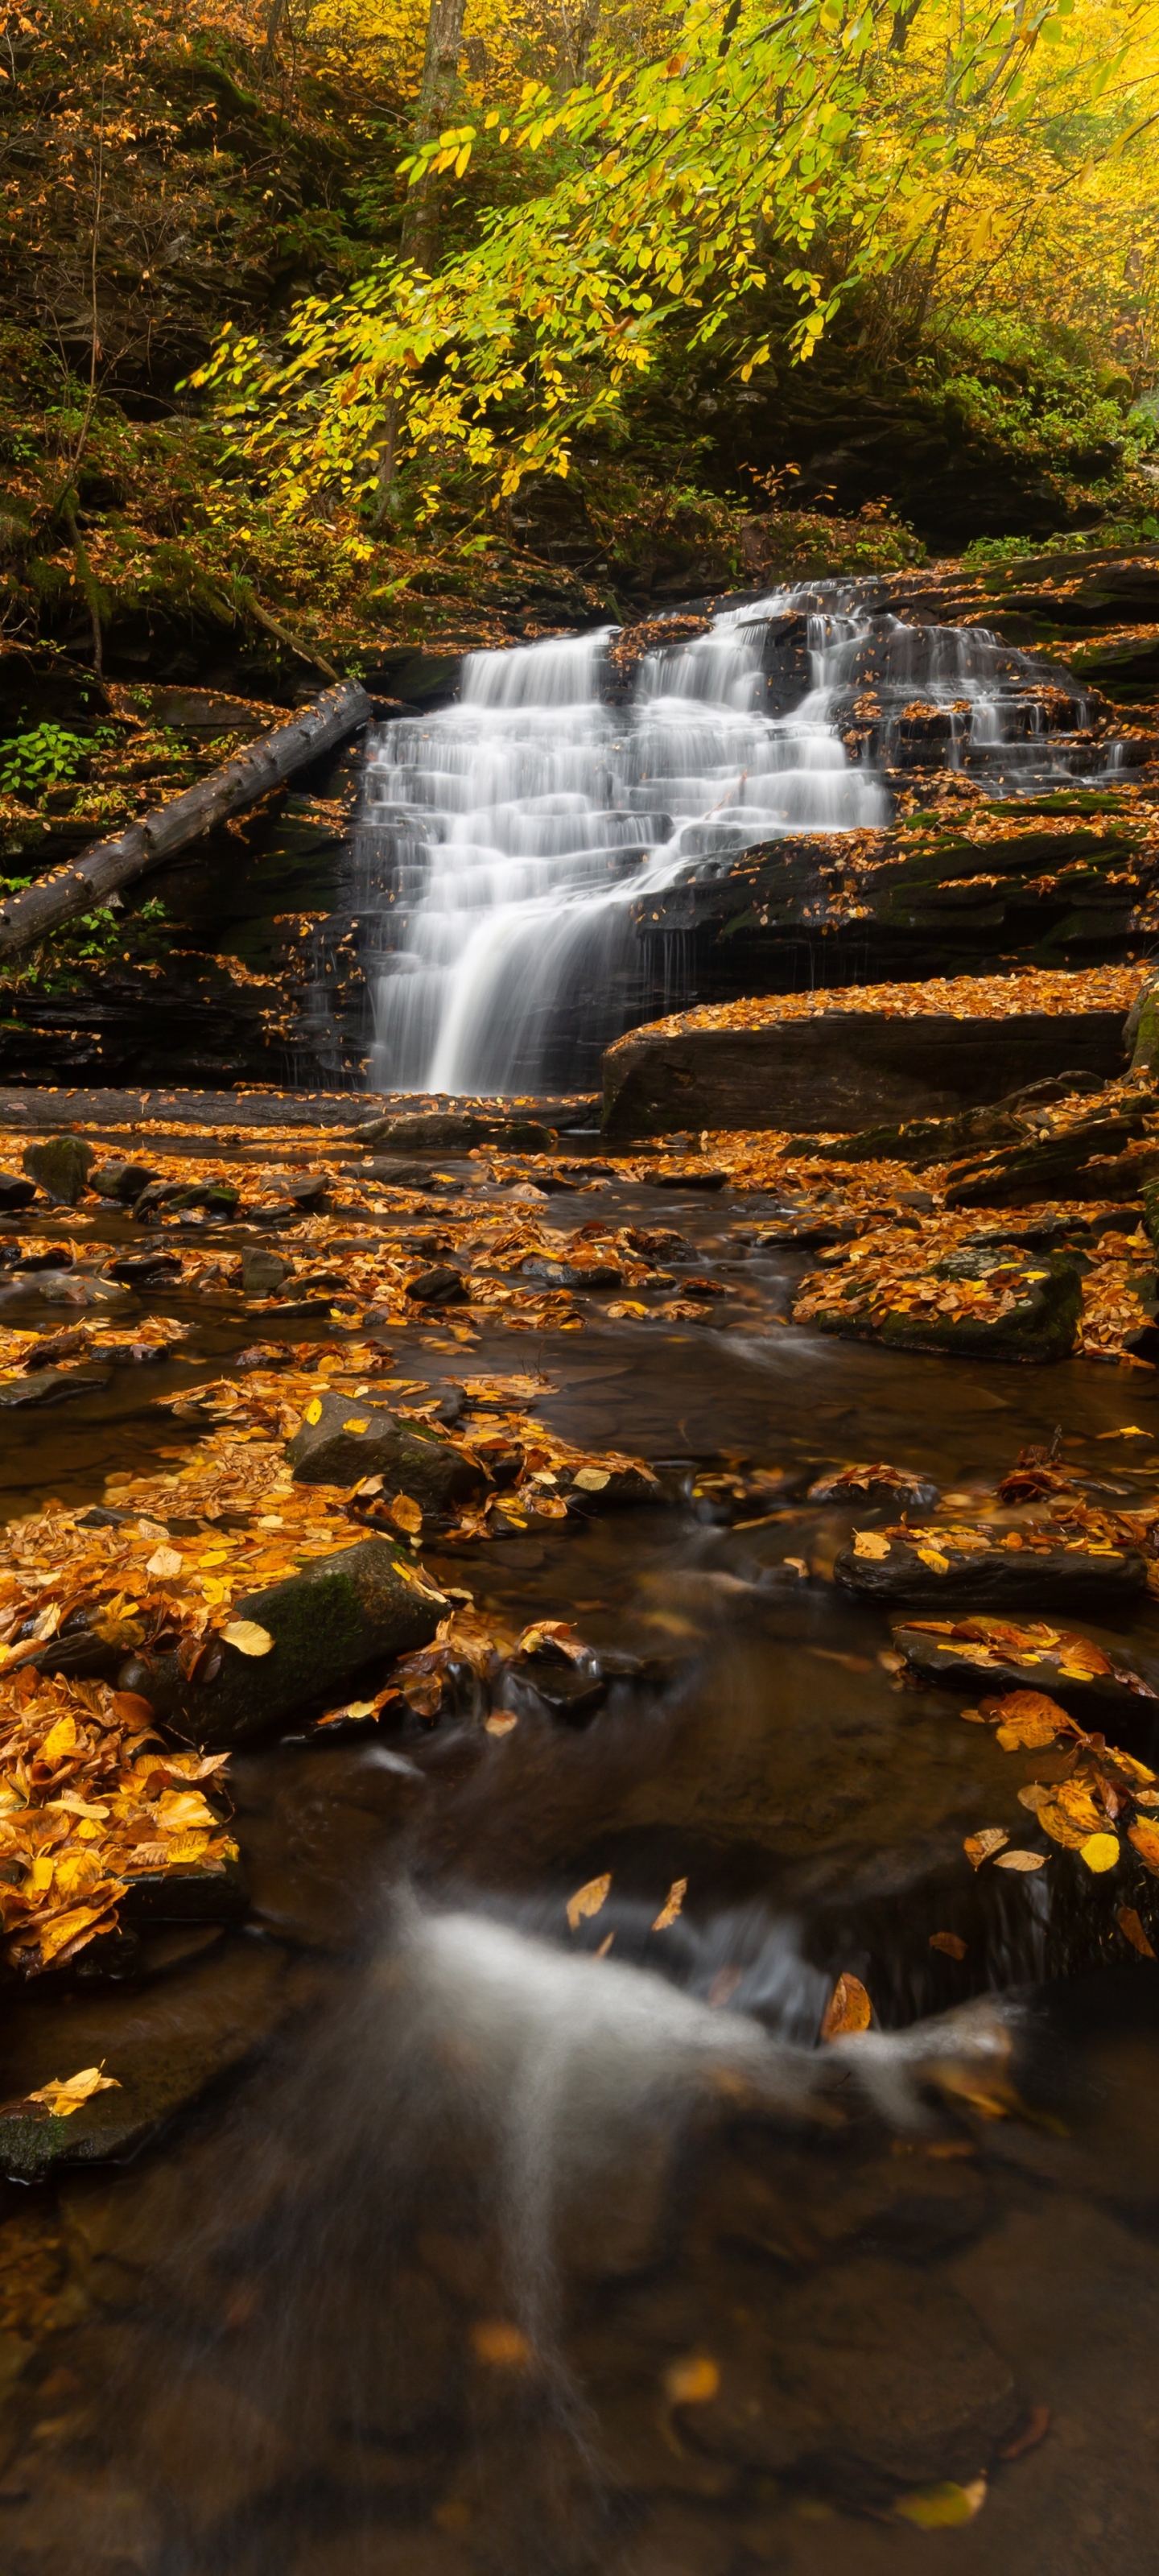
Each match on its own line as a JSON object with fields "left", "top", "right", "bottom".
{"left": 361, "top": 584, "right": 1103, "bottom": 1096}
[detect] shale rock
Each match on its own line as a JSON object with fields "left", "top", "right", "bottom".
{"left": 21, "top": 1133, "right": 96, "bottom": 1203}
{"left": 944, "top": 1109, "right": 1158, "bottom": 1208}
{"left": 128, "top": 1538, "right": 448, "bottom": 1748}
{"left": 893, "top": 1619, "right": 1158, "bottom": 1722}
{"left": 286, "top": 1392, "right": 487, "bottom": 1511}
{"left": 835, "top": 1528, "right": 1147, "bottom": 1610}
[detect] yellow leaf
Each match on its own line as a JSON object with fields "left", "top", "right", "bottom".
{"left": 963, "top": 1827, "right": 1008, "bottom": 1868}
{"left": 896, "top": 2478, "right": 986, "bottom": 2529}
{"left": 566, "top": 1872, "right": 610, "bottom": 1930}
{"left": 343, "top": 1417, "right": 369, "bottom": 1435}
{"left": 146, "top": 1545, "right": 185, "bottom": 1580}
{"left": 485, "top": 1711, "right": 518, "bottom": 1736}
{"left": 25, "top": 2063, "right": 120, "bottom": 2117}
{"left": 1118, "top": 1905, "right": 1156, "bottom": 1958}
{"left": 573, "top": 1467, "right": 610, "bottom": 1491}
{"left": 651, "top": 1876, "right": 687, "bottom": 1931}
{"left": 222, "top": 1619, "right": 274, "bottom": 1657}
{"left": 1128, "top": 1819, "right": 1159, "bottom": 1876}
{"left": 471, "top": 2320, "right": 533, "bottom": 2368}
{"left": 1079, "top": 1831, "right": 1120, "bottom": 1874}
{"left": 1097, "top": 1426, "right": 1149, "bottom": 1439}
{"left": 852, "top": 1530, "right": 890, "bottom": 1558}
{"left": 821, "top": 1971, "right": 872, "bottom": 2038}
{"left": 304, "top": 1397, "right": 323, "bottom": 1425}
{"left": 388, "top": 1493, "right": 423, "bottom": 1534}
{"left": 663, "top": 2352, "right": 720, "bottom": 2407}
{"left": 41, "top": 1715, "right": 76, "bottom": 1764}
{"left": 992, "top": 1849, "right": 1046, "bottom": 1872}
{"left": 987, "top": 1690, "right": 1072, "bottom": 1748}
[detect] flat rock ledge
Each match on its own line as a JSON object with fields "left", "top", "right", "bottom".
{"left": 602, "top": 972, "right": 1139, "bottom": 1139}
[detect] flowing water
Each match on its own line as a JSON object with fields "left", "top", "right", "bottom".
{"left": 361, "top": 586, "right": 1104, "bottom": 1097}
{"left": 5, "top": 1158, "right": 1159, "bottom": 2573}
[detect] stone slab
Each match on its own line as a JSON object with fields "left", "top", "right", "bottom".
{"left": 602, "top": 1009, "right": 1128, "bottom": 1138}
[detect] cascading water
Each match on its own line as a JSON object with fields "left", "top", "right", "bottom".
{"left": 360, "top": 580, "right": 1104, "bottom": 1097}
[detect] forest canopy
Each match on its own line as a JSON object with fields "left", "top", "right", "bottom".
{"left": 0, "top": 0, "right": 1157, "bottom": 687}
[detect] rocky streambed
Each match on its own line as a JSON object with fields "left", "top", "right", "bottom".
{"left": 2, "top": 1051, "right": 1159, "bottom": 2570}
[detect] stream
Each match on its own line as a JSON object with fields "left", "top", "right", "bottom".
{"left": 2, "top": 1149, "right": 1159, "bottom": 2575}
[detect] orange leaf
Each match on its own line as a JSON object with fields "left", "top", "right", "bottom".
{"left": 1118, "top": 1905, "right": 1156, "bottom": 1958}
{"left": 930, "top": 1931, "right": 967, "bottom": 1959}
{"left": 821, "top": 1971, "right": 872, "bottom": 2040}
{"left": 651, "top": 1876, "right": 687, "bottom": 1931}
{"left": 566, "top": 1872, "right": 610, "bottom": 1930}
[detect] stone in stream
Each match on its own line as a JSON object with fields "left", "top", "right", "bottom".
{"left": 0, "top": 1364, "right": 113, "bottom": 1408}
{"left": 406, "top": 1261, "right": 468, "bottom": 1304}
{"left": 126, "top": 1538, "right": 449, "bottom": 1748}
{"left": 241, "top": 1244, "right": 291, "bottom": 1294}
{"left": 803, "top": 1248, "right": 1083, "bottom": 1363}
{"left": 90, "top": 1158, "right": 159, "bottom": 1202}
{"left": 0, "top": 1938, "right": 313, "bottom": 2181}
{"left": 349, "top": 1110, "right": 555, "bottom": 1153}
{"left": 807, "top": 1071, "right": 1103, "bottom": 1168}
{"left": 765, "top": 2257, "right": 1019, "bottom": 2490}
{"left": 943, "top": 1108, "right": 1157, "bottom": 1208}
{"left": 601, "top": 996, "right": 1132, "bottom": 1139}
{"left": 835, "top": 1526, "right": 1148, "bottom": 1609}
{"left": 286, "top": 1392, "right": 487, "bottom": 1511}
{"left": 892, "top": 1618, "right": 1159, "bottom": 1724}
{"left": 0, "top": 1170, "right": 36, "bottom": 1211}
{"left": 21, "top": 1133, "right": 96, "bottom": 1203}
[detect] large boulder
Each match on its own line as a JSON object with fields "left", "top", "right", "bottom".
{"left": 285, "top": 1392, "right": 487, "bottom": 1512}
{"left": 21, "top": 1134, "right": 96, "bottom": 1203}
{"left": 126, "top": 1538, "right": 448, "bottom": 1748}
{"left": 602, "top": 1001, "right": 1130, "bottom": 1140}
{"left": 798, "top": 1247, "right": 1083, "bottom": 1363}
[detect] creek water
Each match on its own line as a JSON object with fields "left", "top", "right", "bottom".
{"left": 3, "top": 1163, "right": 1159, "bottom": 2573}
{"left": 361, "top": 588, "right": 1103, "bottom": 1097}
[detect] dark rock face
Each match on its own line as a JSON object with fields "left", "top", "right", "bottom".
{"left": 835, "top": 1532, "right": 1147, "bottom": 1610}
{"left": 0, "top": 1170, "right": 36, "bottom": 1209}
{"left": 21, "top": 1133, "right": 96, "bottom": 1203}
{"left": 945, "top": 1112, "right": 1158, "bottom": 1208}
{"left": 286, "top": 1393, "right": 487, "bottom": 1513}
{"left": 132, "top": 1538, "right": 448, "bottom": 1747}
{"left": 602, "top": 1009, "right": 1128, "bottom": 1139}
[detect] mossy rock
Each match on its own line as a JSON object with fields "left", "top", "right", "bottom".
{"left": 21, "top": 1134, "right": 95, "bottom": 1204}
{"left": 814, "top": 1251, "right": 1081, "bottom": 1363}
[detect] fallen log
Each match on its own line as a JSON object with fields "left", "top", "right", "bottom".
{"left": 0, "top": 677, "right": 371, "bottom": 964}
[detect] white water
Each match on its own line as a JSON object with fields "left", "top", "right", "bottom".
{"left": 361, "top": 582, "right": 1098, "bottom": 1096}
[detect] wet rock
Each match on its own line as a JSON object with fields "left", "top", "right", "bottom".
{"left": 893, "top": 1620, "right": 1158, "bottom": 1722}
{"left": 835, "top": 1528, "right": 1147, "bottom": 1609}
{"left": 103, "top": 1249, "right": 183, "bottom": 1288}
{"left": 350, "top": 1110, "right": 555, "bottom": 1153}
{"left": 520, "top": 1257, "right": 621, "bottom": 1288}
{"left": 286, "top": 1393, "right": 487, "bottom": 1512}
{"left": 945, "top": 1110, "right": 1156, "bottom": 1208}
{"left": 769, "top": 2256, "right": 1018, "bottom": 2488}
{"left": 89, "top": 1158, "right": 159, "bottom": 1202}
{"left": 811, "top": 1249, "right": 1083, "bottom": 1363}
{"left": 0, "top": 1366, "right": 112, "bottom": 1409}
{"left": 135, "top": 2366, "right": 296, "bottom": 2537}
{"left": 20, "top": 1134, "right": 96, "bottom": 1203}
{"left": 0, "top": 1939, "right": 302, "bottom": 2179}
{"left": 602, "top": 1008, "right": 1132, "bottom": 1140}
{"left": 133, "top": 1538, "right": 449, "bottom": 1748}
{"left": 406, "top": 1263, "right": 468, "bottom": 1304}
{"left": 241, "top": 1245, "right": 291, "bottom": 1294}
{"left": 0, "top": 1172, "right": 35, "bottom": 1212}
{"left": 233, "top": 1744, "right": 425, "bottom": 1949}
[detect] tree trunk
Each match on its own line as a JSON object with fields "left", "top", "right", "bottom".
{"left": 0, "top": 679, "right": 370, "bottom": 966}
{"left": 401, "top": 0, "right": 468, "bottom": 273}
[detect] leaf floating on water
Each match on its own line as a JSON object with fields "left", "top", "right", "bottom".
{"left": 388, "top": 1493, "right": 423, "bottom": 1535}
{"left": 222, "top": 1619, "right": 274, "bottom": 1657}
{"left": 1096, "top": 1426, "right": 1149, "bottom": 1439}
{"left": 993, "top": 1849, "right": 1046, "bottom": 1872}
{"left": 997, "top": 2406, "right": 1050, "bottom": 2461}
{"left": 930, "top": 1931, "right": 967, "bottom": 1959}
{"left": 1118, "top": 1906, "right": 1156, "bottom": 1958}
{"left": 821, "top": 1971, "right": 872, "bottom": 2040}
{"left": 984, "top": 1689, "right": 1074, "bottom": 1749}
{"left": 471, "top": 2321, "right": 534, "bottom": 2369}
{"left": 852, "top": 1530, "right": 890, "bottom": 1559}
{"left": 566, "top": 1872, "right": 611, "bottom": 1930}
{"left": 963, "top": 1828, "right": 1008, "bottom": 1868}
{"left": 596, "top": 1930, "right": 615, "bottom": 1957}
{"left": 651, "top": 1876, "right": 687, "bottom": 1931}
{"left": 485, "top": 1711, "right": 518, "bottom": 1736}
{"left": 895, "top": 2477, "right": 987, "bottom": 2529}
{"left": 23, "top": 2062, "right": 120, "bottom": 2118}
{"left": 663, "top": 2352, "right": 720, "bottom": 2408}
{"left": 1079, "top": 1831, "right": 1120, "bottom": 1874}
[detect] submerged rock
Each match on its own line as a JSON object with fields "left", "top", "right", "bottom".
{"left": 286, "top": 1392, "right": 487, "bottom": 1511}
{"left": 21, "top": 1133, "right": 96, "bottom": 1203}
{"left": 129, "top": 1538, "right": 449, "bottom": 1748}
{"left": 893, "top": 1618, "right": 1159, "bottom": 1721}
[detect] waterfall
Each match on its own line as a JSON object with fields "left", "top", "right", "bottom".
{"left": 360, "top": 580, "right": 1103, "bottom": 1097}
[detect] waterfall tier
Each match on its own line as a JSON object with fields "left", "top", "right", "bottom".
{"left": 358, "top": 582, "right": 1109, "bottom": 1097}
